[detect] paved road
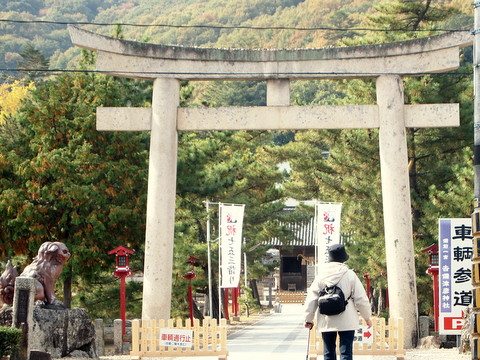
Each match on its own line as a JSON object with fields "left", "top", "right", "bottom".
{"left": 227, "top": 304, "right": 309, "bottom": 360}
{"left": 226, "top": 304, "right": 470, "bottom": 360}
{"left": 226, "top": 303, "right": 403, "bottom": 359}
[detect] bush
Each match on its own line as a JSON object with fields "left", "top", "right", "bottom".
{"left": 238, "top": 286, "right": 260, "bottom": 317}
{"left": 0, "top": 326, "right": 22, "bottom": 358}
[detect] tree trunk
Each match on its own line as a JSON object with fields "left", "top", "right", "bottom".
{"left": 63, "top": 271, "right": 72, "bottom": 309}
{"left": 193, "top": 299, "right": 204, "bottom": 322}
{"left": 249, "top": 279, "right": 261, "bottom": 307}
{"left": 210, "top": 281, "right": 221, "bottom": 320}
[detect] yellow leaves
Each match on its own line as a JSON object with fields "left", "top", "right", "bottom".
{"left": 0, "top": 80, "right": 35, "bottom": 123}
{"left": 106, "top": 187, "right": 117, "bottom": 197}
{"left": 0, "top": 153, "right": 9, "bottom": 169}
{"left": 448, "top": 0, "right": 473, "bottom": 14}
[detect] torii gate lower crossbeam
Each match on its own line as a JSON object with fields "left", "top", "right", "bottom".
{"left": 69, "top": 26, "right": 472, "bottom": 349}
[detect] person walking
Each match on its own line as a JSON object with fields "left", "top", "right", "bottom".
{"left": 304, "top": 243, "right": 372, "bottom": 360}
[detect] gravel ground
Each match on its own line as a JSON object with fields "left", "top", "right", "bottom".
{"left": 404, "top": 348, "right": 470, "bottom": 360}
{"left": 95, "top": 335, "right": 472, "bottom": 360}
{"left": 96, "top": 349, "right": 471, "bottom": 360}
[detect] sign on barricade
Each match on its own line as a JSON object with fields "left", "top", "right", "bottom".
{"left": 354, "top": 326, "right": 373, "bottom": 344}
{"left": 159, "top": 328, "right": 193, "bottom": 348}
{"left": 131, "top": 317, "right": 228, "bottom": 359}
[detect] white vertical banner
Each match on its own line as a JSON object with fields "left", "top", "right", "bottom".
{"left": 438, "top": 218, "right": 473, "bottom": 335}
{"left": 219, "top": 203, "right": 245, "bottom": 288}
{"left": 315, "top": 202, "right": 342, "bottom": 269}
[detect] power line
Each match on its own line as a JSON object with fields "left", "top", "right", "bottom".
{"left": 0, "top": 68, "right": 472, "bottom": 77}
{"left": 0, "top": 18, "right": 472, "bottom": 33}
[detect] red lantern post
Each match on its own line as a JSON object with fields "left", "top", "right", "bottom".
{"left": 422, "top": 244, "right": 439, "bottom": 332}
{"left": 363, "top": 273, "right": 371, "bottom": 300}
{"left": 183, "top": 256, "right": 199, "bottom": 326}
{"left": 231, "top": 288, "right": 235, "bottom": 315}
{"left": 108, "top": 246, "right": 134, "bottom": 340}
{"left": 223, "top": 288, "right": 230, "bottom": 321}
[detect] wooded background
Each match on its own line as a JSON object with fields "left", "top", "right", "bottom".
{"left": 0, "top": 0, "right": 474, "bottom": 321}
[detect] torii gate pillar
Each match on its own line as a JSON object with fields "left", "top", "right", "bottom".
{"left": 142, "top": 78, "right": 179, "bottom": 320}
{"left": 377, "top": 75, "right": 417, "bottom": 346}
{"left": 68, "top": 26, "right": 472, "bottom": 348}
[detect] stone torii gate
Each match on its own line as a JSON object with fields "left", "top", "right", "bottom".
{"left": 69, "top": 26, "right": 471, "bottom": 348}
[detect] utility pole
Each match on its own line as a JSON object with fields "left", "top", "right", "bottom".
{"left": 472, "top": 3, "right": 480, "bottom": 360}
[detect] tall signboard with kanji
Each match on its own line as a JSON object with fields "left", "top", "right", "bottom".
{"left": 315, "top": 202, "right": 342, "bottom": 275}
{"left": 219, "top": 203, "right": 245, "bottom": 288}
{"left": 438, "top": 218, "right": 473, "bottom": 334}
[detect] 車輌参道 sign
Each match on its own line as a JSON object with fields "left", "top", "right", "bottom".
{"left": 439, "top": 218, "right": 473, "bottom": 334}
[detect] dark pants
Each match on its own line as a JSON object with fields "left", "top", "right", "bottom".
{"left": 321, "top": 330, "right": 355, "bottom": 360}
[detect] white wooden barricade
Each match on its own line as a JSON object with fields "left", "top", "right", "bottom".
{"left": 130, "top": 317, "right": 228, "bottom": 359}
{"left": 308, "top": 318, "right": 406, "bottom": 360}
{"left": 276, "top": 291, "right": 306, "bottom": 304}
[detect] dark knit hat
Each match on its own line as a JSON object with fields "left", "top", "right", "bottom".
{"left": 328, "top": 244, "right": 349, "bottom": 263}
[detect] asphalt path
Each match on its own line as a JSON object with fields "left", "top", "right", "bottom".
{"left": 225, "top": 304, "right": 470, "bottom": 360}
{"left": 225, "top": 304, "right": 471, "bottom": 360}
{"left": 225, "top": 303, "right": 399, "bottom": 360}
{"left": 227, "top": 303, "right": 309, "bottom": 360}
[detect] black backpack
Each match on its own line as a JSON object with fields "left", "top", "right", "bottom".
{"left": 318, "top": 284, "right": 350, "bottom": 316}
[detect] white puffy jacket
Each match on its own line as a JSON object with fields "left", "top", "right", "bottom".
{"left": 304, "top": 262, "right": 372, "bottom": 332}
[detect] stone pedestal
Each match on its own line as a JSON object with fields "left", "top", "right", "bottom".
{"left": 113, "top": 319, "right": 122, "bottom": 354}
{"left": 12, "top": 277, "right": 36, "bottom": 360}
{"left": 94, "top": 319, "right": 104, "bottom": 356}
{"left": 112, "top": 319, "right": 131, "bottom": 355}
{"left": 418, "top": 316, "right": 431, "bottom": 338}
{"left": 30, "top": 307, "right": 96, "bottom": 358}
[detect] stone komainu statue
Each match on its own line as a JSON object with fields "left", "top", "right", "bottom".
{"left": 0, "top": 260, "right": 18, "bottom": 305}
{"left": 0, "top": 241, "right": 71, "bottom": 306}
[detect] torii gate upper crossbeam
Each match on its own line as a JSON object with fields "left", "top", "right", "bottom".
{"left": 69, "top": 26, "right": 470, "bottom": 79}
